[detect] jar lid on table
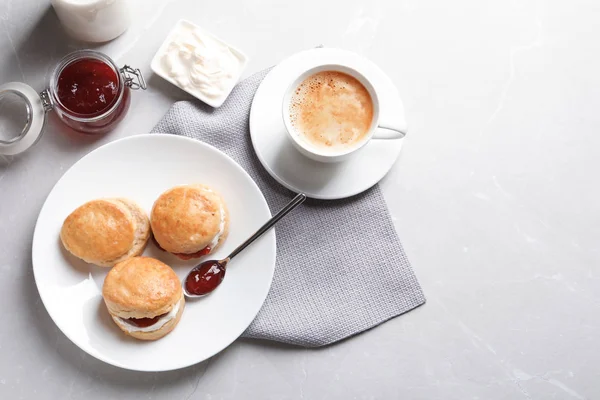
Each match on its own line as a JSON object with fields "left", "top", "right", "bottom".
{"left": 0, "top": 82, "right": 48, "bottom": 156}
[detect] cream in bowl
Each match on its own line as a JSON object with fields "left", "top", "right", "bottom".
{"left": 151, "top": 20, "right": 248, "bottom": 108}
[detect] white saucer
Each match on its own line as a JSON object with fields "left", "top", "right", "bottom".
{"left": 249, "top": 48, "right": 407, "bottom": 200}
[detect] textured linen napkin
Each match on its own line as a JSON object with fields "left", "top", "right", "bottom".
{"left": 152, "top": 69, "right": 425, "bottom": 347}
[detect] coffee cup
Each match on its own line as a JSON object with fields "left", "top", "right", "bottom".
{"left": 282, "top": 64, "right": 406, "bottom": 163}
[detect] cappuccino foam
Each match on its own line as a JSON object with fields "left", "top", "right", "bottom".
{"left": 289, "top": 71, "right": 374, "bottom": 152}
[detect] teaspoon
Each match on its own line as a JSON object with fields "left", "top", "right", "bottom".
{"left": 183, "top": 193, "right": 306, "bottom": 298}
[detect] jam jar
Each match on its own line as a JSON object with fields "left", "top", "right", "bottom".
{"left": 0, "top": 50, "right": 145, "bottom": 156}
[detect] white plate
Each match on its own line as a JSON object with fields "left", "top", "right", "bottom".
{"left": 249, "top": 48, "right": 407, "bottom": 200}
{"left": 32, "top": 134, "right": 275, "bottom": 371}
{"left": 150, "top": 19, "right": 249, "bottom": 108}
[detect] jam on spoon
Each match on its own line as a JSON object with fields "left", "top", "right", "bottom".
{"left": 185, "top": 259, "right": 228, "bottom": 296}
{"left": 183, "top": 193, "right": 307, "bottom": 298}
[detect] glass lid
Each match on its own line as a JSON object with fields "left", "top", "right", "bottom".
{"left": 0, "top": 82, "right": 47, "bottom": 156}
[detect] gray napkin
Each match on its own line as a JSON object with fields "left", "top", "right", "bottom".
{"left": 152, "top": 69, "right": 425, "bottom": 347}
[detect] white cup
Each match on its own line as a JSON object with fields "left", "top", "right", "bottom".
{"left": 282, "top": 64, "right": 406, "bottom": 163}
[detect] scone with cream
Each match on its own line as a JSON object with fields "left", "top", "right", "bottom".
{"left": 60, "top": 198, "right": 150, "bottom": 267}
{"left": 102, "top": 257, "right": 185, "bottom": 340}
{"left": 151, "top": 184, "right": 229, "bottom": 260}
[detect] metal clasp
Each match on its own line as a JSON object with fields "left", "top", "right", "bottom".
{"left": 39, "top": 89, "right": 53, "bottom": 112}
{"left": 120, "top": 66, "right": 147, "bottom": 90}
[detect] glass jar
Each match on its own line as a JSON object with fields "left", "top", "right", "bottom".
{"left": 0, "top": 50, "right": 145, "bottom": 156}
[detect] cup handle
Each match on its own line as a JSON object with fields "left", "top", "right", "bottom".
{"left": 372, "top": 121, "right": 407, "bottom": 140}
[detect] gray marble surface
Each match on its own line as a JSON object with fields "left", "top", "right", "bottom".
{"left": 1, "top": 0, "right": 599, "bottom": 399}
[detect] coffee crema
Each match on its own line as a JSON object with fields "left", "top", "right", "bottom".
{"left": 289, "top": 71, "right": 374, "bottom": 152}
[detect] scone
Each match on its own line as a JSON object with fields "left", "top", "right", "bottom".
{"left": 60, "top": 198, "right": 150, "bottom": 267}
{"left": 150, "top": 184, "right": 229, "bottom": 260}
{"left": 102, "top": 257, "right": 185, "bottom": 341}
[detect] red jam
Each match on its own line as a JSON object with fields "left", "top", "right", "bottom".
{"left": 174, "top": 247, "right": 212, "bottom": 260}
{"left": 185, "top": 261, "right": 226, "bottom": 296}
{"left": 57, "top": 59, "right": 119, "bottom": 115}
{"left": 53, "top": 57, "right": 130, "bottom": 134}
{"left": 126, "top": 313, "right": 167, "bottom": 328}
{"left": 151, "top": 235, "right": 211, "bottom": 260}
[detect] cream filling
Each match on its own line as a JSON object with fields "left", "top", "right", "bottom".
{"left": 115, "top": 299, "right": 181, "bottom": 333}
{"left": 208, "top": 203, "right": 226, "bottom": 250}
{"left": 200, "top": 187, "right": 226, "bottom": 251}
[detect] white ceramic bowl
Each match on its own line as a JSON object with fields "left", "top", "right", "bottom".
{"left": 151, "top": 20, "right": 248, "bottom": 108}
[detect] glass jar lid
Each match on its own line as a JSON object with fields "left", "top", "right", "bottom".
{"left": 0, "top": 82, "right": 47, "bottom": 156}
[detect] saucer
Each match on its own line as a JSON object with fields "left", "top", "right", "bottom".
{"left": 249, "top": 48, "right": 407, "bottom": 200}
